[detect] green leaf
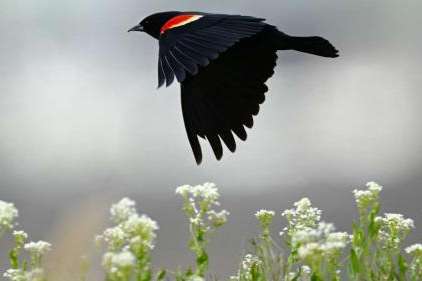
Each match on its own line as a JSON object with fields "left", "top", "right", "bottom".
{"left": 250, "top": 264, "right": 260, "bottom": 281}
{"left": 156, "top": 270, "right": 166, "bottom": 281}
{"left": 350, "top": 248, "right": 360, "bottom": 275}
{"left": 8, "top": 248, "right": 19, "bottom": 269}
{"left": 311, "top": 273, "right": 322, "bottom": 281}
{"left": 398, "top": 254, "right": 408, "bottom": 280}
{"left": 197, "top": 251, "right": 208, "bottom": 266}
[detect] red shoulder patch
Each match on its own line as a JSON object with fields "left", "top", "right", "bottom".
{"left": 160, "top": 14, "right": 203, "bottom": 34}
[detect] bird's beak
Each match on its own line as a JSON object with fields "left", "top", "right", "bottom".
{"left": 128, "top": 24, "right": 144, "bottom": 32}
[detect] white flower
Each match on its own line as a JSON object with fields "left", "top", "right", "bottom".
{"left": 293, "top": 222, "right": 349, "bottom": 260}
{"left": 0, "top": 200, "right": 18, "bottom": 231}
{"left": 242, "top": 254, "right": 262, "bottom": 270}
{"left": 112, "top": 251, "right": 136, "bottom": 268}
{"left": 176, "top": 185, "right": 192, "bottom": 197}
{"left": 376, "top": 213, "right": 415, "bottom": 248}
{"left": 98, "top": 198, "right": 159, "bottom": 251}
{"left": 3, "top": 269, "right": 25, "bottom": 281}
{"left": 230, "top": 276, "right": 239, "bottom": 281}
{"left": 298, "top": 242, "right": 320, "bottom": 260}
{"left": 102, "top": 251, "right": 135, "bottom": 273}
{"left": 13, "top": 230, "right": 28, "bottom": 241}
{"left": 123, "top": 214, "right": 159, "bottom": 234}
{"left": 405, "top": 243, "right": 422, "bottom": 255}
{"left": 378, "top": 213, "right": 415, "bottom": 230}
{"left": 176, "top": 183, "right": 227, "bottom": 233}
{"left": 301, "top": 265, "right": 311, "bottom": 275}
{"left": 176, "top": 183, "right": 220, "bottom": 203}
{"left": 97, "top": 226, "right": 127, "bottom": 250}
{"left": 366, "top": 181, "right": 383, "bottom": 192}
{"left": 121, "top": 214, "right": 159, "bottom": 249}
{"left": 208, "top": 210, "right": 229, "bottom": 227}
{"left": 353, "top": 182, "right": 383, "bottom": 210}
{"left": 255, "top": 209, "right": 275, "bottom": 221}
{"left": 190, "top": 216, "right": 202, "bottom": 226}
{"left": 327, "top": 232, "right": 350, "bottom": 243}
{"left": 24, "top": 241, "right": 52, "bottom": 256}
{"left": 110, "top": 198, "right": 137, "bottom": 223}
{"left": 255, "top": 210, "right": 275, "bottom": 230}
{"left": 282, "top": 198, "right": 322, "bottom": 236}
{"left": 3, "top": 268, "right": 45, "bottom": 281}
{"left": 353, "top": 189, "right": 372, "bottom": 201}
{"left": 294, "top": 198, "right": 312, "bottom": 210}
{"left": 25, "top": 268, "right": 45, "bottom": 281}
{"left": 192, "top": 182, "right": 220, "bottom": 202}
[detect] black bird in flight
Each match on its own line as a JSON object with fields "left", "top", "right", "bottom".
{"left": 129, "top": 11, "right": 338, "bottom": 164}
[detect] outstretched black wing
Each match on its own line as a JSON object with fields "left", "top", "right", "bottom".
{"left": 158, "top": 14, "right": 266, "bottom": 87}
{"left": 181, "top": 29, "right": 279, "bottom": 164}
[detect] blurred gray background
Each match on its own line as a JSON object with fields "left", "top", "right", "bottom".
{"left": 1, "top": 0, "right": 422, "bottom": 279}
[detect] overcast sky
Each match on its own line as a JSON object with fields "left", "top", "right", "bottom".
{"left": 1, "top": 0, "right": 422, "bottom": 279}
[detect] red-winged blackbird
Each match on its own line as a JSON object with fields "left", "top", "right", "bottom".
{"left": 129, "top": 11, "right": 338, "bottom": 164}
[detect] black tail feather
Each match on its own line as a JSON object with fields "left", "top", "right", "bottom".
{"left": 281, "top": 35, "right": 339, "bottom": 58}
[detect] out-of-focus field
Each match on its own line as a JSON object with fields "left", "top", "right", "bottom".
{"left": 1, "top": 182, "right": 421, "bottom": 280}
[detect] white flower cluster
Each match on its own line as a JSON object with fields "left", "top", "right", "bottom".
{"left": 176, "top": 182, "right": 220, "bottom": 203}
{"left": 102, "top": 250, "right": 136, "bottom": 273}
{"left": 255, "top": 209, "right": 275, "bottom": 219}
{"left": 110, "top": 197, "right": 137, "bottom": 223}
{"left": 97, "top": 198, "right": 159, "bottom": 251}
{"left": 241, "top": 254, "right": 262, "bottom": 270}
{"left": 230, "top": 254, "right": 262, "bottom": 281}
{"left": 176, "top": 183, "right": 229, "bottom": 229}
{"left": 281, "top": 198, "right": 322, "bottom": 237}
{"left": 255, "top": 209, "right": 275, "bottom": 227}
{"left": 96, "top": 197, "right": 159, "bottom": 276}
{"left": 377, "top": 213, "right": 415, "bottom": 230}
{"left": 207, "top": 210, "right": 230, "bottom": 227}
{"left": 123, "top": 214, "right": 159, "bottom": 249}
{"left": 353, "top": 181, "right": 383, "bottom": 210}
{"left": 292, "top": 222, "right": 349, "bottom": 260}
{"left": 13, "top": 230, "right": 28, "bottom": 245}
{"left": 2, "top": 227, "right": 50, "bottom": 281}
{"left": 0, "top": 200, "right": 18, "bottom": 232}
{"left": 3, "top": 269, "right": 24, "bottom": 281}
{"left": 376, "top": 213, "right": 414, "bottom": 249}
{"left": 3, "top": 268, "right": 45, "bottom": 281}
{"left": 405, "top": 243, "right": 422, "bottom": 256}
{"left": 24, "top": 241, "right": 52, "bottom": 256}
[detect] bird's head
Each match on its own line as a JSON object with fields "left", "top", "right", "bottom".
{"left": 128, "top": 11, "right": 181, "bottom": 39}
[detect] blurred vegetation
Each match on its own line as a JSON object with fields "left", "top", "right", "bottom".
{"left": 1, "top": 182, "right": 421, "bottom": 281}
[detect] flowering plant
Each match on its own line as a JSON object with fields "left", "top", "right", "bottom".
{"left": 1, "top": 182, "right": 421, "bottom": 281}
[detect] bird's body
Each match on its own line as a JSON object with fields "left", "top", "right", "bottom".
{"left": 129, "top": 11, "right": 338, "bottom": 164}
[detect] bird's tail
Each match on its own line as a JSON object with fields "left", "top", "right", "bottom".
{"left": 277, "top": 33, "right": 339, "bottom": 58}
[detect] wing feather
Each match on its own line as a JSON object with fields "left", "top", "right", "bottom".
{"left": 158, "top": 14, "right": 266, "bottom": 87}
{"left": 171, "top": 47, "right": 198, "bottom": 75}
{"left": 181, "top": 27, "right": 279, "bottom": 163}
{"left": 176, "top": 41, "right": 210, "bottom": 66}
{"left": 158, "top": 57, "right": 166, "bottom": 88}
{"left": 161, "top": 55, "right": 175, "bottom": 86}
